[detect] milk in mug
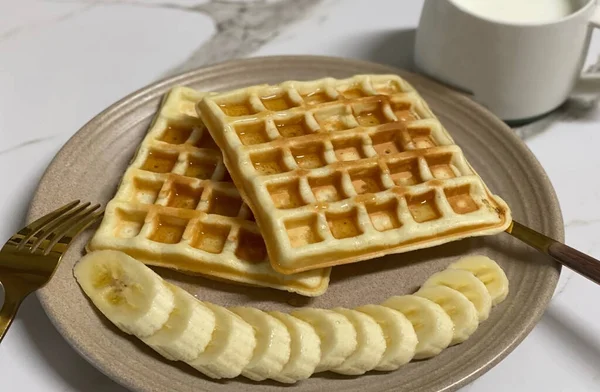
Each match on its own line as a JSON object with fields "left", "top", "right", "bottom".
{"left": 451, "top": 0, "right": 579, "bottom": 24}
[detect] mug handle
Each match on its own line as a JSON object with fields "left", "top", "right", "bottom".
{"left": 573, "top": 4, "right": 600, "bottom": 96}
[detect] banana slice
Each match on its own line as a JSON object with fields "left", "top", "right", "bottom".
{"left": 415, "top": 286, "right": 478, "bottom": 345}
{"left": 268, "top": 311, "right": 321, "bottom": 383}
{"left": 149, "top": 346, "right": 177, "bottom": 361}
{"left": 422, "top": 269, "right": 492, "bottom": 322}
{"left": 142, "top": 283, "right": 216, "bottom": 362}
{"left": 291, "top": 308, "right": 357, "bottom": 372}
{"left": 330, "top": 308, "right": 386, "bottom": 375}
{"left": 355, "top": 304, "right": 417, "bottom": 371}
{"left": 73, "top": 250, "right": 175, "bottom": 337}
{"left": 230, "top": 307, "right": 291, "bottom": 381}
{"left": 448, "top": 255, "right": 509, "bottom": 305}
{"left": 381, "top": 295, "right": 453, "bottom": 360}
{"left": 187, "top": 303, "right": 256, "bottom": 379}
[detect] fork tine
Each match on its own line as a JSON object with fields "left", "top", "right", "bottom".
{"left": 31, "top": 203, "right": 99, "bottom": 254}
{"left": 43, "top": 209, "right": 104, "bottom": 256}
{"left": 19, "top": 202, "right": 90, "bottom": 251}
{"left": 14, "top": 200, "right": 80, "bottom": 247}
{"left": 25, "top": 202, "right": 92, "bottom": 252}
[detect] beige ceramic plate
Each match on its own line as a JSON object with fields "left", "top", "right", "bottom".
{"left": 28, "top": 56, "right": 562, "bottom": 392}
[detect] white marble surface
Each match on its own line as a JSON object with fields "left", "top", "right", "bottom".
{"left": 2, "top": 1, "right": 600, "bottom": 391}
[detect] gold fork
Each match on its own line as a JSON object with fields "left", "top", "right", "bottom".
{"left": 0, "top": 200, "right": 103, "bottom": 343}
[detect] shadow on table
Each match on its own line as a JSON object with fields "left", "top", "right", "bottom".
{"left": 16, "top": 296, "right": 129, "bottom": 392}
{"left": 543, "top": 305, "right": 600, "bottom": 376}
{"left": 343, "top": 28, "right": 417, "bottom": 71}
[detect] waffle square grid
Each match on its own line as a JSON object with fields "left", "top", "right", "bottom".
{"left": 197, "top": 74, "right": 512, "bottom": 274}
{"left": 88, "top": 86, "right": 331, "bottom": 296}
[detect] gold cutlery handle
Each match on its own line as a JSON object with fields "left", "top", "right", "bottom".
{"left": 507, "top": 220, "right": 600, "bottom": 285}
{"left": 0, "top": 283, "right": 25, "bottom": 344}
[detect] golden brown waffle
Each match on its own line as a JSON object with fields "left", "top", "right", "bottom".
{"left": 196, "top": 74, "right": 512, "bottom": 275}
{"left": 87, "top": 86, "right": 331, "bottom": 296}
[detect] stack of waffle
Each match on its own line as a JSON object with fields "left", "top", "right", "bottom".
{"left": 88, "top": 75, "right": 511, "bottom": 297}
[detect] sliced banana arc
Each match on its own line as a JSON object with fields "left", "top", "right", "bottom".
{"left": 230, "top": 307, "right": 291, "bottom": 381}
{"left": 142, "top": 283, "right": 216, "bottom": 362}
{"left": 291, "top": 308, "right": 357, "bottom": 372}
{"left": 415, "top": 286, "right": 479, "bottom": 345}
{"left": 381, "top": 295, "right": 453, "bottom": 360}
{"left": 355, "top": 304, "right": 418, "bottom": 371}
{"left": 422, "top": 269, "right": 492, "bottom": 322}
{"left": 448, "top": 255, "right": 509, "bottom": 306}
{"left": 268, "top": 311, "right": 321, "bottom": 383}
{"left": 187, "top": 303, "right": 256, "bottom": 379}
{"left": 330, "top": 308, "right": 386, "bottom": 375}
{"left": 73, "top": 250, "right": 175, "bottom": 337}
{"left": 74, "top": 251, "right": 510, "bottom": 383}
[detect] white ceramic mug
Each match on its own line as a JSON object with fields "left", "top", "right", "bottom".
{"left": 414, "top": 0, "right": 600, "bottom": 122}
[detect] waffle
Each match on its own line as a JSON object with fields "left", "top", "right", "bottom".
{"left": 87, "top": 86, "right": 331, "bottom": 296}
{"left": 196, "top": 74, "right": 512, "bottom": 275}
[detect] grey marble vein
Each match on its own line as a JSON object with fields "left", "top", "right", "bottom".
{"left": 0, "top": 3, "right": 95, "bottom": 43}
{"left": 565, "top": 218, "right": 600, "bottom": 229}
{"left": 162, "top": 0, "right": 323, "bottom": 76}
{"left": 0, "top": 135, "right": 61, "bottom": 156}
{"left": 554, "top": 271, "right": 575, "bottom": 298}
{"left": 64, "top": 0, "right": 324, "bottom": 77}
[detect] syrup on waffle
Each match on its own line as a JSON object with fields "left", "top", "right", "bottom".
{"left": 196, "top": 75, "right": 512, "bottom": 274}
{"left": 87, "top": 86, "right": 331, "bottom": 296}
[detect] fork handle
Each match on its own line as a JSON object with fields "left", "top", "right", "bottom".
{"left": 547, "top": 242, "right": 600, "bottom": 285}
{"left": 0, "top": 285, "right": 24, "bottom": 344}
{"left": 508, "top": 220, "right": 600, "bottom": 285}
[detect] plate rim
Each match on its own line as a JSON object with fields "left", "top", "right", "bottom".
{"left": 27, "top": 55, "right": 564, "bottom": 392}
